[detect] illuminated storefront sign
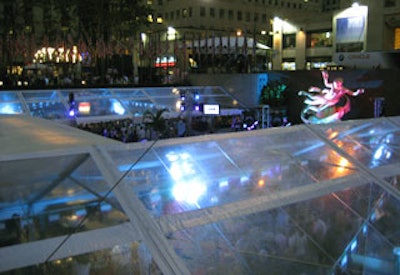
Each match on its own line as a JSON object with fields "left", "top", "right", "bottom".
{"left": 155, "top": 56, "right": 176, "bottom": 68}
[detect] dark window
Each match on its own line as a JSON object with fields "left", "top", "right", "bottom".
{"left": 384, "top": 0, "right": 395, "bottom": 7}
{"left": 200, "top": 6, "right": 206, "bottom": 17}
{"left": 210, "top": 7, "right": 215, "bottom": 17}
{"left": 228, "top": 10, "right": 234, "bottom": 20}
{"left": 246, "top": 12, "right": 250, "bottom": 22}
{"left": 237, "top": 11, "right": 243, "bottom": 21}
{"left": 219, "top": 9, "right": 225, "bottom": 19}
{"left": 282, "top": 34, "right": 296, "bottom": 48}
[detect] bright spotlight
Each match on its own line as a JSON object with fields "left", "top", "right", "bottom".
{"left": 172, "top": 180, "right": 206, "bottom": 204}
{"left": 68, "top": 108, "right": 75, "bottom": 117}
{"left": 111, "top": 100, "right": 125, "bottom": 115}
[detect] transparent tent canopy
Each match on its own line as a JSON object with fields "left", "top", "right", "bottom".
{"left": 0, "top": 86, "right": 247, "bottom": 123}
{"left": 1, "top": 114, "right": 400, "bottom": 274}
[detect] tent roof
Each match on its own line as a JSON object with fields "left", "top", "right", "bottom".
{"left": 1, "top": 114, "right": 400, "bottom": 274}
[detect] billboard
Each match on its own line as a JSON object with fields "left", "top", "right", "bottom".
{"left": 336, "top": 16, "right": 366, "bottom": 44}
{"left": 334, "top": 5, "right": 368, "bottom": 52}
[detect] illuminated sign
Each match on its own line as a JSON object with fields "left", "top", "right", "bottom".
{"left": 155, "top": 56, "right": 176, "bottom": 68}
{"left": 336, "top": 16, "right": 366, "bottom": 43}
{"left": 335, "top": 5, "right": 368, "bottom": 41}
{"left": 78, "top": 102, "right": 91, "bottom": 114}
{"left": 202, "top": 104, "right": 220, "bottom": 115}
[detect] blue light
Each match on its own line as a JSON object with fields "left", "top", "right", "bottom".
{"left": 341, "top": 255, "right": 348, "bottom": 268}
{"left": 370, "top": 211, "right": 376, "bottom": 221}
{"left": 350, "top": 240, "right": 357, "bottom": 252}
{"left": 373, "top": 145, "right": 384, "bottom": 160}
{"left": 0, "top": 103, "right": 22, "bottom": 114}
{"left": 393, "top": 247, "right": 400, "bottom": 256}
{"left": 180, "top": 91, "right": 186, "bottom": 100}
{"left": 219, "top": 180, "right": 229, "bottom": 188}
{"left": 68, "top": 109, "right": 75, "bottom": 117}
{"left": 111, "top": 100, "right": 126, "bottom": 115}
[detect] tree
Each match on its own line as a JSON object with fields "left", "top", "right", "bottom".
{"left": 74, "top": 0, "right": 153, "bottom": 78}
{"left": 142, "top": 108, "right": 169, "bottom": 138}
{"left": 260, "top": 80, "right": 288, "bottom": 107}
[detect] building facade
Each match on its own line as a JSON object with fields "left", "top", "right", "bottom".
{"left": 1, "top": 0, "right": 400, "bottom": 86}
{"left": 144, "top": 0, "right": 400, "bottom": 72}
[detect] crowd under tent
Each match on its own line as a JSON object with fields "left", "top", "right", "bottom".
{"left": 0, "top": 114, "right": 400, "bottom": 274}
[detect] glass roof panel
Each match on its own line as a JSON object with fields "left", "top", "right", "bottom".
{"left": 0, "top": 92, "right": 19, "bottom": 101}
{"left": 106, "top": 127, "right": 360, "bottom": 218}
{"left": 0, "top": 87, "right": 246, "bottom": 122}
{"left": 391, "top": 116, "right": 400, "bottom": 125}
{"left": 22, "top": 91, "right": 61, "bottom": 101}
{"left": 314, "top": 118, "right": 400, "bottom": 168}
{"left": 61, "top": 89, "right": 113, "bottom": 98}
{"left": 1, "top": 114, "right": 400, "bottom": 274}
{"left": 201, "top": 95, "right": 239, "bottom": 108}
{"left": 119, "top": 98, "right": 158, "bottom": 116}
{"left": 74, "top": 98, "right": 127, "bottom": 117}
{"left": 0, "top": 102, "right": 24, "bottom": 114}
{"left": 165, "top": 181, "right": 399, "bottom": 274}
{"left": 111, "top": 89, "right": 147, "bottom": 98}
{"left": 333, "top": 183, "right": 400, "bottom": 274}
{"left": 0, "top": 154, "right": 128, "bottom": 245}
{"left": 384, "top": 174, "right": 400, "bottom": 192}
{"left": 142, "top": 87, "right": 177, "bottom": 97}
{"left": 201, "top": 87, "right": 227, "bottom": 96}
{"left": 27, "top": 101, "right": 66, "bottom": 120}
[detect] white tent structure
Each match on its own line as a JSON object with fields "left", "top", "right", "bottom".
{"left": 1, "top": 108, "right": 400, "bottom": 274}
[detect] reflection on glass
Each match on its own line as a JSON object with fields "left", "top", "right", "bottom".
{"left": 119, "top": 99, "right": 156, "bottom": 117}
{"left": 334, "top": 188, "right": 400, "bottom": 274}
{"left": 74, "top": 98, "right": 127, "bottom": 117}
{"left": 28, "top": 101, "right": 66, "bottom": 119}
{"left": 320, "top": 120, "right": 400, "bottom": 168}
{"left": 0, "top": 92, "right": 19, "bottom": 101}
{"left": 0, "top": 102, "right": 24, "bottom": 114}
{"left": 165, "top": 183, "right": 397, "bottom": 274}
{"left": 0, "top": 155, "right": 128, "bottom": 247}
{"left": 385, "top": 175, "right": 400, "bottom": 192}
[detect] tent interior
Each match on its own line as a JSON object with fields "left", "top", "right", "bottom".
{"left": 1, "top": 113, "right": 400, "bottom": 274}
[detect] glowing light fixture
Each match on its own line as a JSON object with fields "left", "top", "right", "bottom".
{"left": 172, "top": 180, "right": 207, "bottom": 204}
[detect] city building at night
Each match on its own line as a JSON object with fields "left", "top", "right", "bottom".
{"left": 1, "top": 1, "right": 400, "bottom": 85}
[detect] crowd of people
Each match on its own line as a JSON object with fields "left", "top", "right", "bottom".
{"left": 76, "top": 112, "right": 292, "bottom": 143}
{"left": 78, "top": 118, "right": 177, "bottom": 143}
{"left": 77, "top": 115, "right": 224, "bottom": 143}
